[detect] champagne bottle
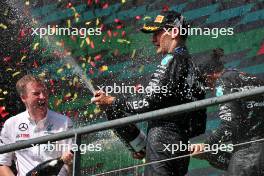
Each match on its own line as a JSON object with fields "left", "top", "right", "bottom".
{"left": 105, "top": 109, "right": 146, "bottom": 154}
{"left": 26, "top": 157, "right": 64, "bottom": 176}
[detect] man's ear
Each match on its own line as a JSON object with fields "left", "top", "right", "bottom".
{"left": 20, "top": 94, "right": 26, "bottom": 103}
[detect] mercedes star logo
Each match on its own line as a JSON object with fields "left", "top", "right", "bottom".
{"left": 18, "top": 123, "right": 28, "bottom": 131}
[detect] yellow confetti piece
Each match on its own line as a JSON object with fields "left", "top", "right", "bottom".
{"left": 87, "top": 56, "right": 91, "bottom": 63}
{"left": 100, "top": 65, "right": 108, "bottom": 71}
{"left": 12, "top": 71, "right": 20, "bottom": 77}
{"left": 66, "top": 63, "right": 71, "bottom": 69}
{"left": 38, "top": 72, "right": 46, "bottom": 77}
{"left": 56, "top": 41, "right": 62, "bottom": 46}
{"left": 96, "top": 18, "right": 100, "bottom": 26}
{"left": 80, "top": 40, "right": 85, "bottom": 48}
{"left": 82, "top": 63, "right": 85, "bottom": 68}
{"left": 89, "top": 114, "right": 93, "bottom": 118}
{"left": 6, "top": 68, "right": 12, "bottom": 71}
{"left": 73, "top": 77, "right": 78, "bottom": 86}
{"left": 143, "top": 16, "right": 151, "bottom": 20}
{"left": 94, "top": 107, "right": 101, "bottom": 114}
{"left": 3, "top": 91, "right": 8, "bottom": 95}
{"left": 55, "top": 99, "right": 62, "bottom": 107}
{"left": 65, "top": 92, "right": 71, "bottom": 97}
{"left": 117, "top": 39, "right": 130, "bottom": 44}
{"left": 0, "top": 23, "right": 7, "bottom": 29}
{"left": 85, "top": 37, "right": 90, "bottom": 45}
{"left": 131, "top": 49, "right": 136, "bottom": 58}
{"left": 21, "top": 55, "right": 27, "bottom": 62}
{"left": 57, "top": 68, "right": 63, "bottom": 74}
{"left": 84, "top": 111, "right": 88, "bottom": 115}
{"left": 33, "top": 43, "right": 39, "bottom": 50}
{"left": 72, "top": 93, "right": 78, "bottom": 101}
{"left": 61, "top": 77, "right": 66, "bottom": 80}
{"left": 67, "top": 19, "right": 71, "bottom": 28}
{"left": 139, "top": 65, "right": 144, "bottom": 73}
{"left": 85, "top": 21, "right": 92, "bottom": 25}
{"left": 121, "top": 0, "right": 126, "bottom": 3}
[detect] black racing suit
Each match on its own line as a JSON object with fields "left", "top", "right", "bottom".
{"left": 109, "top": 46, "right": 206, "bottom": 176}
{"left": 205, "top": 69, "right": 264, "bottom": 176}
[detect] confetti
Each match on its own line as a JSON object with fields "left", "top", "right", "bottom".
{"left": 135, "top": 16, "right": 141, "bottom": 20}
{"left": 12, "top": 71, "right": 21, "bottom": 77}
{"left": 86, "top": 37, "right": 90, "bottom": 45}
{"left": 143, "top": 16, "right": 151, "bottom": 20}
{"left": 102, "top": 2, "right": 109, "bottom": 9}
{"left": 94, "top": 54, "right": 102, "bottom": 61}
{"left": 122, "top": 31, "right": 126, "bottom": 37}
{"left": 100, "top": 65, "right": 108, "bottom": 72}
{"left": 94, "top": 107, "right": 101, "bottom": 114}
{"left": 90, "top": 41, "right": 95, "bottom": 49}
{"left": 85, "top": 21, "right": 92, "bottom": 25}
{"left": 0, "top": 23, "right": 7, "bottom": 29}
{"left": 6, "top": 68, "right": 12, "bottom": 72}
{"left": 72, "top": 93, "right": 78, "bottom": 101}
{"left": 33, "top": 43, "right": 39, "bottom": 50}
{"left": 33, "top": 60, "right": 38, "bottom": 68}
{"left": 139, "top": 65, "right": 144, "bottom": 73}
{"left": 3, "top": 56, "right": 11, "bottom": 62}
{"left": 117, "top": 39, "right": 130, "bottom": 44}
{"left": 66, "top": 2, "right": 72, "bottom": 8}
{"left": 67, "top": 20, "right": 71, "bottom": 28}
{"left": 131, "top": 49, "right": 136, "bottom": 58}
{"left": 90, "top": 61, "right": 96, "bottom": 67}
{"left": 80, "top": 40, "right": 85, "bottom": 48}
{"left": 96, "top": 18, "right": 100, "bottom": 26}
{"left": 57, "top": 68, "right": 64, "bottom": 74}
{"left": 20, "top": 55, "right": 27, "bottom": 62}
{"left": 107, "top": 30, "right": 112, "bottom": 37}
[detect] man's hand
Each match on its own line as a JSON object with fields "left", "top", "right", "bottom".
{"left": 132, "top": 150, "right": 146, "bottom": 160}
{"left": 61, "top": 151, "right": 73, "bottom": 165}
{"left": 0, "top": 165, "right": 15, "bottom": 176}
{"left": 190, "top": 143, "right": 206, "bottom": 159}
{"left": 91, "top": 90, "right": 116, "bottom": 107}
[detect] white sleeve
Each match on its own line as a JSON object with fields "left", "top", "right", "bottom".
{"left": 0, "top": 122, "right": 15, "bottom": 166}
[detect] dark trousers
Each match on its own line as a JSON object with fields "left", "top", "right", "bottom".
{"left": 145, "top": 123, "right": 190, "bottom": 176}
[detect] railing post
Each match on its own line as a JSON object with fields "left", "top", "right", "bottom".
{"left": 73, "top": 133, "right": 82, "bottom": 176}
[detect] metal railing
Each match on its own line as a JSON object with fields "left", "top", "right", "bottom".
{"left": 1, "top": 86, "right": 264, "bottom": 175}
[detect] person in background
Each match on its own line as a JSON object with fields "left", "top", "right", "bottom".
{"left": 191, "top": 48, "right": 264, "bottom": 176}
{"left": 0, "top": 75, "right": 73, "bottom": 176}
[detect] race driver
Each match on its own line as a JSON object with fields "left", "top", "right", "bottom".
{"left": 0, "top": 75, "right": 73, "bottom": 176}
{"left": 191, "top": 48, "right": 264, "bottom": 176}
{"left": 91, "top": 11, "right": 207, "bottom": 176}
